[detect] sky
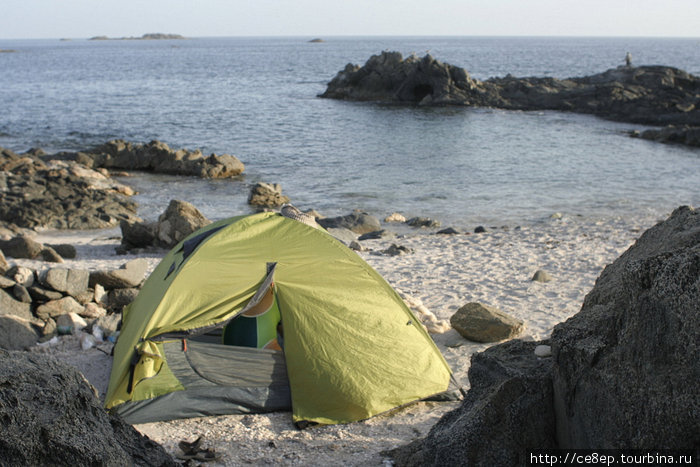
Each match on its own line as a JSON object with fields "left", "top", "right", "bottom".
{"left": 1, "top": 0, "right": 699, "bottom": 40}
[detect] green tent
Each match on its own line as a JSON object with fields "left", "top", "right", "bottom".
{"left": 105, "top": 211, "right": 457, "bottom": 426}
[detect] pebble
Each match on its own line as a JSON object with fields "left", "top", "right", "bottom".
{"left": 534, "top": 345, "right": 552, "bottom": 357}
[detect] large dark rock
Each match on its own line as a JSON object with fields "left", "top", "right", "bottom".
{"left": 0, "top": 350, "right": 176, "bottom": 466}
{"left": 637, "top": 124, "right": 700, "bottom": 147}
{"left": 389, "top": 340, "right": 556, "bottom": 466}
{"left": 321, "top": 52, "right": 700, "bottom": 136}
{"left": 551, "top": 206, "right": 700, "bottom": 449}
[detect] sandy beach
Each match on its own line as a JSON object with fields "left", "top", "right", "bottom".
{"left": 20, "top": 211, "right": 662, "bottom": 465}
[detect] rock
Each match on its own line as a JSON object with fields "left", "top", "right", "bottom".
{"left": 35, "top": 296, "right": 84, "bottom": 320}
{"left": 0, "top": 276, "right": 15, "bottom": 288}
{"left": 39, "top": 246, "right": 64, "bottom": 263}
{"left": 108, "top": 288, "right": 140, "bottom": 312}
{"left": 0, "top": 289, "right": 32, "bottom": 321}
{"left": 46, "top": 243, "right": 77, "bottom": 259}
{"left": 12, "top": 284, "right": 32, "bottom": 303}
{"left": 94, "top": 283, "right": 108, "bottom": 306}
{"left": 40, "top": 268, "right": 90, "bottom": 297}
{"left": 388, "top": 339, "right": 556, "bottom": 466}
{"left": 317, "top": 211, "right": 381, "bottom": 234}
{"left": 120, "top": 219, "right": 157, "bottom": 249}
{"left": 82, "top": 303, "right": 107, "bottom": 320}
{"left": 7, "top": 266, "right": 35, "bottom": 288}
{"left": 0, "top": 236, "right": 43, "bottom": 259}
{"left": 248, "top": 182, "right": 290, "bottom": 208}
{"left": 406, "top": 217, "right": 441, "bottom": 228}
{"left": 531, "top": 269, "right": 552, "bottom": 282}
{"left": 450, "top": 303, "right": 524, "bottom": 343}
{"left": 27, "top": 285, "right": 63, "bottom": 302}
{"left": 551, "top": 205, "right": 700, "bottom": 449}
{"left": 534, "top": 345, "right": 552, "bottom": 357}
{"left": 349, "top": 241, "right": 364, "bottom": 251}
{"left": 55, "top": 312, "right": 88, "bottom": 332}
{"left": 436, "top": 227, "right": 460, "bottom": 235}
{"left": 382, "top": 244, "right": 414, "bottom": 256}
{"left": 0, "top": 290, "right": 37, "bottom": 349}
{"left": 156, "top": 200, "right": 211, "bottom": 248}
{"left": 358, "top": 229, "right": 395, "bottom": 240}
{"left": 474, "top": 226, "right": 488, "bottom": 233}
{"left": 0, "top": 315, "right": 40, "bottom": 350}
{"left": 0, "top": 351, "right": 177, "bottom": 466}
{"left": 0, "top": 249, "right": 9, "bottom": 274}
{"left": 321, "top": 53, "right": 700, "bottom": 134}
{"left": 89, "top": 259, "right": 149, "bottom": 290}
{"left": 384, "top": 212, "right": 406, "bottom": 223}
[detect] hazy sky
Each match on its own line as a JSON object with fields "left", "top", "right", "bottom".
{"left": 2, "top": 0, "right": 699, "bottom": 40}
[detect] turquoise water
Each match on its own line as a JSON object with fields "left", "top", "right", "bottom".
{"left": 1, "top": 36, "right": 698, "bottom": 227}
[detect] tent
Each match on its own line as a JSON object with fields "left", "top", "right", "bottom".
{"left": 105, "top": 211, "right": 458, "bottom": 426}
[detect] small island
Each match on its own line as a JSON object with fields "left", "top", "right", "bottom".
{"left": 88, "top": 33, "right": 186, "bottom": 41}
{"left": 308, "top": 38, "right": 325, "bottom": 43}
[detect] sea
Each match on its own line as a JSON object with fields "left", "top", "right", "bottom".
{"left": 1, "top": 36, "right": 698, "bottom": 229}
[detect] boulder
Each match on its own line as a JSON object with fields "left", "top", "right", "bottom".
{"left": 384, "top": 212, "right": 406, "bottom": 223}
{"left": 12, "top": 284, "right": 32, "bottom": 303}
{"left": 0, "top": 276, "right": 15, "bottom": 288}
{"left": 450, "top": 303, "right": 524, "bottom": 343}
{"left": 39, "top": 246, "right": 64, "bottom": 263}
{"left": 388, "top": 340, "right": 556, "bottom": 466}
{"left": 248, "top": 182, "right": 290, "bottom": 208}
{"left": 0, "top": 289, "right": 38, "bottom": 349}
{"left": 358, "top": 229, "right": 395, "bottom": 240}
{"left": 27, "top": 285, "right": 64, "bottom": 302}
{"left": 637, "top": 124, "right": 700, "bottom": 147}
{"left": 0, "top": 350, "right": 176, "bottom": 466}
{"left": 89, "top": 259, "right": 149, "bottom": 290}
{"left": 35, "top": 296, "right": 85, "bottom": 319}
{"left": 7, "top": 265, "right": 35, "bottom": 288}
{"left": 325, "top": 227, "right": 358, "bottom": 246}
{"left": 0, "top": 236, "right": 43, "bottom": 259}
{"left": 120, "top": 219, "right": 157, "bottom": 249}
{"left": 317, "top": 211, "right": 381, "bottom": 234}
{"left": 55, "top": 312, "right": 88, "bottom": 332}
{"left": 40, "top": 268, "right": 90, "bottom": 297}
{"left": 156, "top": 200, "right": 211, "bottom": 247}
{"left": 46, "top": 243, "right": 77, "bottom": 259}
{"left": 82, "top": 303, "right": 107, "bottom": 320}
{"left": 551, "top": 206, "right": 700, "bottom": 449}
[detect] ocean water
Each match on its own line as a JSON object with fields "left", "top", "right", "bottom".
{"left": 1, "top": 36, "right": 698, "bottom": 228}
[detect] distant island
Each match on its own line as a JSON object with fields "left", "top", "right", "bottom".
{"left": 88, "top": 33, "right": 186, "bottom": 41}
{"left": 308, "top": 38, "right": 324, "bottom": 43}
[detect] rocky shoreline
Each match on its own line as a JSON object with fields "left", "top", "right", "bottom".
{"left": 320, "top": 51, "right": 700, "bottom": 147}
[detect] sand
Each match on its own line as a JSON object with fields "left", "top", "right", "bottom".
{"left": 20, "top": 212, "right": 661, "bottom": 466}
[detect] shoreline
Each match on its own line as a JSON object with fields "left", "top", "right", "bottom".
{"left": 18, "top": 210, "right": 663, "bottom": 465}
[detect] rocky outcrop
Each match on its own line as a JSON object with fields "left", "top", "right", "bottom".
{"left": 0, "top": 350, "right": 176, "bottom": 466}
{"left": 321, "top": 52, "right": 700, "bottom": 139}
{"left": 0, "top": 147, "right": 139, "bottom": 230}
{"left": 74, "top": 139, "right": 244, "bottom": 178}
{"left": 389, "top": 206, "right": 699, "bottom": 463}
{"left": 450, "top": 302, "right": 524, "bottom": 343}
